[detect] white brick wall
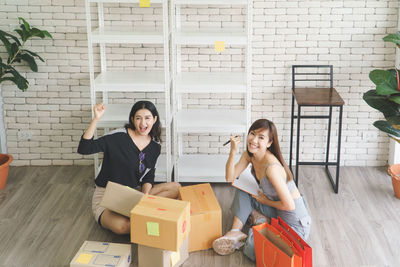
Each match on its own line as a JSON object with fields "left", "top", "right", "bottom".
{"left": 0, "top": 0, "right": 398, "bottom": 167}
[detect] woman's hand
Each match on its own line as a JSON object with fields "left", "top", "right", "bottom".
{"left": 93, "top": 103, "right": 106, "bottom": 120}
{"left": 229, "top": 135, "right": 241, "bottom": 153}
{"left": 252, "top": 190, "right": 269, "bottom": 205}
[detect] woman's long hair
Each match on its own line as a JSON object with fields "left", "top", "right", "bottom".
{"left": 247, "top": 119, "right": 293, "bottom": 181}
{"left": 125, "top": 100, "right": 161, "bottom": 142}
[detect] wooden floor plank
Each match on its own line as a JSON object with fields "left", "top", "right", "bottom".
{"left": 0, "top": 165, "right": 399, "bottom": 267}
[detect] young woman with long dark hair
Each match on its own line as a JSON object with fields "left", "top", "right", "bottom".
{"left": 212, "top": 119, "right": 311, "bottom": 257}
{"left": 78, "top": 100, "right": 180, "bottom": 235}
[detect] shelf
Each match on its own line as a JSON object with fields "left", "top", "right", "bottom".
{"left": 89, "top": 0, "right": 163, "bottom": 3}
{"left": 175, "top": 109, "right": 247, "bottom": 133}
{"left": 175, "top": 72, "right": 246, "bottom": 93}
{"left": 94, "top": 71, "right": 166, "bottom": 92}
{"left": 91, "top": 27, "right": 163, "bottom": 44}
{"left": 155, "top": 154, "right": 168, "bottom": 182}
{"left": 175, "top": 28, "right": 247, "bottom": 45}
{"left": 174, "top": 0, "right": 247, "bottom": 5}
{"left": 97, "top": 103, "right": 166, "bottom": 128}
{"left": 176, "top": 154, "right": 233, "bottom": 182}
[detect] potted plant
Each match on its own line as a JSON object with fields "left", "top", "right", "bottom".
{"left": 0, "top": 17, "right": 52, "bottom": 189}
{"left": 363, "top": 32, "right": 400, "bottom": 198}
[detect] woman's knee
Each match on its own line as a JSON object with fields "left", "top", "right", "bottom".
{"left": 111, "top": 218, "right": 130, "bottom": 235}
{"left": 101, "top": 210, "right": 130, "bottom": 235}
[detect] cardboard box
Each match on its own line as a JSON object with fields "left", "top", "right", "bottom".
{"left": 70, "top": 241, "right": 131, "bottom": 267}
{"left": 130, "top": 194, "right": 190, "bottom": 252}
{"left": 100, "top": 181, "right": 144, "bottom": 217}
{"left": 178, "top": 183, "right": 222, "bottom": 252}
{"left": 138, "top": 235, "right": 189, "bottom": 267}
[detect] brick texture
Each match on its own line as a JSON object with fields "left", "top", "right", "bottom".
{"left": 0, "top": 0, "right": 398, "bottom": 167}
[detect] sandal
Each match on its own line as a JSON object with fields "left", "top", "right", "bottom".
{"left": 212, "top": 229, "right": 248, "bottom": 256}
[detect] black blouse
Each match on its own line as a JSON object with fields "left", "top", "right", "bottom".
{"left": 77, "top": 128, "right": 161, "bottom": 188}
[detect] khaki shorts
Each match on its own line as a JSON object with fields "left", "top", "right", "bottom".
{"left": 92, "top": 186, "right": 106, "bottom": 225}
{"left": 92, "top": 184, "right": 142, "bottom": 225}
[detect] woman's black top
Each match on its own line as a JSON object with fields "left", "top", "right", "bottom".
{"left": 77, "top": 128, "right": 161, "bottom": 188}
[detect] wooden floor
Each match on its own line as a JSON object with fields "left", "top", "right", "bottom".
{"left": 0, "top": 165, "right": 399, "bottom": 267}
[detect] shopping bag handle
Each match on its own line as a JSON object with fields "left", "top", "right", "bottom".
{"left": 262, "top": 240, "right": 277, "bottom": 267}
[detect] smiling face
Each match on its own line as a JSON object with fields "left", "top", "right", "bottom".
{"left": 247, "top": 128, "right": 272, "bottom": 154}
{"left": 132, "top": 108, "right": 157, "bottom": 136}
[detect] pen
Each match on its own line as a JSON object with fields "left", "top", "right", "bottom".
{"left": 223, "top": 140, "right": 231, "bottom": 146}
{"left": 223, "top": 135, "right": 239, "bottom": 146}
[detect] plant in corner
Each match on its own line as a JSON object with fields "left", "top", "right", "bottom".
{"left": 363, "top": 32, "right": 400, "bottom": 142}
{"left": 363, "top": 32, "right": 400, "bottom": 198}
{"left": 0, "top": 17, "right": 52, "bottom": 189}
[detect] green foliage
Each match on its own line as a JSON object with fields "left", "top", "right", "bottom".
{"left": 363, "top": 32, "right": 400, "bottom": 140}
{"left": 0, "top": 17, "right": 52, "bottom": 91}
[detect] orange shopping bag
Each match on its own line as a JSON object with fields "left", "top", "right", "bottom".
{"left": 253, "top": 222, "right": 302, "bottom": 267}
{"left": 271, "top": 217, "right": 312, "bottom": 267}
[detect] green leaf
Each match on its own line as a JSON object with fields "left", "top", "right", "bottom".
{"left": 389, "top": 95, "right": 400, "bottom": 105}
{"left": 14, "top": 29, "right": 26, "bottom": 42}
{"left": 369, "top": 69, "right": 398, "bottom": 95}
{"left": 19, "top": 53, "right": 38, "bottom": 72}
{"left": 0, "top": 29, "right": 21, "bottom": 46}
{"left": 373, "top": 120, "right": 400, "bottom": 138}
{"left": 42, "top": 30, "right": 52, "bottom": 39}
{"left": 0, "top": 30, "right": 12, "bottom": 56}
{"left": 0, "top": 76, "right": 28, "bottom": 90}
{"left": 0, "top": 70, "right": 29, "bottom": 90}
{"left": 386, "top": 116, "right": 400, "bottom": 125}
{"left": 21, "top": 49, "right": 44, "bottom": 62}
{"left": 383, "top": 33, "right": 400, "bottom": 46}
{"left": 29, "top": 28, "right": 45, "bottom": 39}
{"left": 19, "top": 24, "right": 31, "bottom": 42}
{"left": 18, "top": 17, "right": 31, "bottom": 31}
{"left": 363, "top": 89, "right": 399, "bottom": 117}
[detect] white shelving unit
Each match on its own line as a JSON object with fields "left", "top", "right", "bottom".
{"left": 171, "top": 0, "right": 252, "bottom": 182}
{"left": 85, "top": 0, "right": 171, "bottom": 182}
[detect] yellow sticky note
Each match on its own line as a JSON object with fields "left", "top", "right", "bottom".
{"left": 170, "top": 251, "right": 180, "bottom": 267}
{"left": 76, "top": 253, "right": 93, "bottom": 264}
{"left": 147, "top": 222, "right": 159, "bottom": 236}
{"left": 214, "top": 41, "right": 225, "bottom": 52}
{"left": 140, "top": 0, "right": 150, "bottom": 8}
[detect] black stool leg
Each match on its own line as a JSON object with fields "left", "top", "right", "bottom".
{"left": 289, "top": 95, "right": 295, "bottom": 172}
{"left": 335, "top": 105, "right": 343, "bottom": 193}
{"left": 325, "top": 106, "right": 333, "bottom": 171}
{"left": 295, "top": 105, "right": 301, "bottom": 186}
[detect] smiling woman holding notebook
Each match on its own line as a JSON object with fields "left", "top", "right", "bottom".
{"left": 212, "top": 119, "right": 311, "bottom": 259}
{"left": 78, "top": 101, "right": 180, "bottom": 235}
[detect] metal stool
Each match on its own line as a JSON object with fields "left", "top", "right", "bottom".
{"left": 289, "top": 65, "right": 345, "bottom": 193}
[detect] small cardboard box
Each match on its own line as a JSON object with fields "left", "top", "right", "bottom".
{"left": 178, "top": 183, "right": 222, "bottom": 252}
{"left": 130, "top": 194, "right": 190, "bottom": 252}
{"left": 138, "top": 235, "right": 189, "bottom": 267}
{"left": 100, "top": 181, "right": 144, "bottom": 217}
{"left": 70, "top": 241, "right": 131, "bottom": 267}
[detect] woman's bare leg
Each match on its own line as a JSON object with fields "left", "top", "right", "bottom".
{"left": 100, "top": 209, "right": 130, "bottom": 235}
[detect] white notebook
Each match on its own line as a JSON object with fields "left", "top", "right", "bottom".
{"left": 232, "top": 165, "right": 260, "bottom": 196}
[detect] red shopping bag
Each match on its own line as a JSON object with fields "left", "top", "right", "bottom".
{"left": 271, "top": 217, "right": 312, "bottom": 267}
{"left": 253, "top": 222, "right": 302, "bottom": 267}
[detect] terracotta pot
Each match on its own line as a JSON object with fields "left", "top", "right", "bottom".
{"left": 0, "top": 154, "right": 13, "bottom": 190}
{"left": 388, "top": 164, "right": 400, "bottom": 199}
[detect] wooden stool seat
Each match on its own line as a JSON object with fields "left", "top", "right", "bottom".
{"left": 293, "top": 87, "right": 345, "bottom": 106}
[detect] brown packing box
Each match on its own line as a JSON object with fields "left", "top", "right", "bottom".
{"left": 178, "top": 183, "right": 222, "bottom": 252}
{"left": 130, "top": 194, "right": 190, "bottom": 251}
{"left": 138, "top": 235, "right": 189, "bottom": 267}
{"left": 100, "top": 181, "right": 144, "bottom": 217}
